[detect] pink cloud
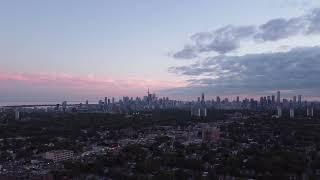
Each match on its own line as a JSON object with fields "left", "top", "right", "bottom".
{"left": 0, "top": 71, "right": 186, "bottom": 97}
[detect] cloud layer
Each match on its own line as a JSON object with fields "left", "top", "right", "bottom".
{"left": 173, "top": 8, "right": 320, "bottom": 59}
{"left": 168, "top": 46, "right": 320, "bottom": 98}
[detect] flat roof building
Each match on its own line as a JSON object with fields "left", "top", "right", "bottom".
{"left": 43, "top": 150, "right": 74, "bottom": 163}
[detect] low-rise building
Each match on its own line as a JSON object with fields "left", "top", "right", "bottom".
{"left": 43, "top": 150, "right": 74, "bottom": 163}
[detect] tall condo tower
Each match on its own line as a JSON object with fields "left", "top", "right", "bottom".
{"left": 277, "top": 91, "right": 281, "bottom": 104}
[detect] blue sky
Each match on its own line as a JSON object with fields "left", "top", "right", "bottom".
{"left": 1, "top": 0, "right": 320, "bottom": 103}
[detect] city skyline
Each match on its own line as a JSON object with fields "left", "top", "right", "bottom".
{"left": 2, "top": 0, "right": 320, "bottom": 103}
{"left": 0, "top": 89, "right": 311, "bottom": 107}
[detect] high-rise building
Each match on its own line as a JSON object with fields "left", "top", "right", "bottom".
{"left": 293, "top": 96, "right": 297, "bottom": 104}
{"left": 283, "top": 98, "right": 288, "bottom": 104}
{"left": 191, "top": 105, "right": 207, "bottom": 117}
{"left": 216, "top": 96, "right": 221, "bottom": 104}
{"left": 236, "top": 96, "right": 240, "bottom": 103}
{"left": 267, "top": 96, "right": 271, "bottom": 104}
{"left": 62, "top": 101, "right": 67, "bottom": 112}
{"left": 277, "top": 106, "right": 282, "bottom": 118}
{"left": 290, "top": 108, "right": 295, "bottom": 118}
{"left": 147, "top": 88, "right": 152, "bottom": 105}
{"left": 277, "top": 91, "right": 281, "bottom": 104}
{"left": 271, "top": 95, "right": 275, "bottom": 104}
{"left": 55, "top": 104, "right": 60, "bottom": 111}
{"left": 201, "top": 93, "right": 205, "bottom": 104}
{"left": 307, "top": 106, "right": 314, "bottom": 117}
{"left": 224, "top": 98, "right": 229, "bottom": 103}
{"left": 15, "top": 109, "right": 20, "bottom": 120}
{"left": 260, "top": 97, "right": 264, "bottom": 105}
{"left": 298, "top": 95, "right": 302, "bottom": 104}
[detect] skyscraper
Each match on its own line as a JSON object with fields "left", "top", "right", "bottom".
{"left": 216, "top": 96, "right": 221, "bottom": 104}
{"left": 293, "top": 96, "right": 297, "bottom": 104}
{"left": 104, "top": 97, "right": 108, "bottom": 105}
{"left": 277, "top": 91, "right": 281, "bottom": 104}
{"left": 15, "top": 109, "right": 20, "bottom": 120}
{"left": 298, "top": 95, "right": 302, "bottom": 104}
{"left": 290, "top": 108, "right": 295, "bottom": 118}
{"left": 62, "top": 101, "right": 67, "bottom": 112}
{"left": 191, "top": 94, "right": 207, "bottom": 118}
{"left": 271, "top": 95, "right": 275, "bottom": 104}
{"left": 277, "top": 106, "right": 282, "bottom": 118}
{"left": 201, "top": 93, "right": 205, "bottom": 104}
{"left": 307, "top": 106, "right": 314, "bottom": 117}
{"left": 147, "top": 88, "right": 150, "bottom": 97}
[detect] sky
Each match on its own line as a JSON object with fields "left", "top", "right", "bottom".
{"left": 1, "top": 0, "right": 320, "bottom": 104}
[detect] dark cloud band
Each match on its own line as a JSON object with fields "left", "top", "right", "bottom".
{"left": 169, "top": 46, "right": 320, "bottom": 95}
